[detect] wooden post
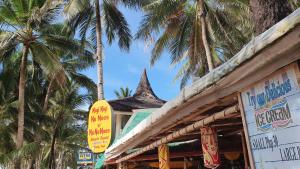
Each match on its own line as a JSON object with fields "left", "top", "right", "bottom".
{"left": 237, "top": 93, "right": 255, "bottom": 169}
{"left": 158, "top": 144, "right": 170, "bottom": 169}
{"left": 183, "top": 157, "right": 188, "bottom": 169}
{"left": 116, "top": 114, "right": 122, "bottom": 138}
{"left": 117, "top": 162, "right": 128, "bottom": 169}
{"left": 241, "top": 131, "right": 249, "bottom": 169}
{"left": 117, "top": 163, "right": 122, "bottom": 169}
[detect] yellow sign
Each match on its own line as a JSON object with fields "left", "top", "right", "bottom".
{"left": 88, "top": 100, "right": 112, "bottom": 153}
{"left": 158, "top": 144, "right": 170, "bottom": 169}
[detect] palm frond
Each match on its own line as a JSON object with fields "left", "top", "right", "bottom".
{"left": 103, "top": 0, "right": 132, "bottom": 51}
{"left": 29, "top": 41, "right": 62, "bottom": 74}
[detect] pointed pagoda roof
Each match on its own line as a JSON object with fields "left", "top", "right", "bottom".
{"left": 109, "top": 69, "right": 166, "bottom": 112}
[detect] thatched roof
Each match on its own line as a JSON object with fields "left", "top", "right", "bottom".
{"left": 109, "top": 69, "right": 166, "bottom": 112}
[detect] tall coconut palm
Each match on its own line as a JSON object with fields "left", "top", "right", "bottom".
{"left": 25, "top": 24, "right": 97, "bottom": 168}
{"left": 64, "top": 0, "right": 132, "bottom": 100}
{"left": 0, "top": 52, "right": 95, "bottom": 168}
{"left": 0, "top": 1, "right": 92, "bottom": 167}
{"left": 0, "top": 56, "right": 52, "bottom": 169}
{"left": 132, "top": 0, "right": 252, "bottom": 87}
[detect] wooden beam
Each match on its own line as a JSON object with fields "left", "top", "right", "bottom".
{"left": 128, "top": 149, "right": 243, "bottom": 162}
{"left": 241, "top": 131, "right": 250, "bottom": 169}
{"left": 114, "top": 111, "right": 133, "bottom": 115}
{"left": 106, "top": 142, "right": 243, "bottom": 164}
{"left": 115, "top": 105, "right": 239, "bottom": 163}
{"left": 237, "top": 93, "right": 255, "bottom": 169}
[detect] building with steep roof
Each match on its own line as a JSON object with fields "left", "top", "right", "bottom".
{"left": 109, "top": 69, "right": 166, "bottom": 137}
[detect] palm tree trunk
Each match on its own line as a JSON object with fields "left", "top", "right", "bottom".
{"left": 26, "top": 159, "right": 33, "bottom": 169}
{"left": 48, "top": 129, "right": 58, "bottom": 169}
{"left": 57, "top": 151, "right": 63, "bottom": 169}
{"left": 250, "top": 0, "right": 292, "bottom": 35}
{"left": 48, "top": 111, "right": 64, "bottom": 169}
{"left": 95, "top": 0, "right": 104, "bottom": 100}
{"left": 35, "top": 152, "right": 43, "bottom": 169}
{"left": 15, "top": 45, "right": 29, "bottom": 169}
{"left": 198, "top": 0, "right": 214, "bottom": 72}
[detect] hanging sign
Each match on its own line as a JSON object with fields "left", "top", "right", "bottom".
{"left": 200, "top": 127, "right": 220, "bottom": 168}
{"left": 241, "top": 63, "right": 300, "bottom": 169}
{"left": 88, "top": 100, "right": 112, "bottom": 153}
{"left": 158, "top": 144, "right": 170, "bottom": 169}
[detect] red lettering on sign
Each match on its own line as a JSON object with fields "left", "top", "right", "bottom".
{"left": 92, "top": 107, "right": 99, "bottom": 113}
{"left": 99, "top": 106, "right": 108, "bottom": 113}
{"left": 91, "top": 116, "right": 96, "bottom": 123}
{"left": 98, "top": 115, "right": 109, "bottom": 121}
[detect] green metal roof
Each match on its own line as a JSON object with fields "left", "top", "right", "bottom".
{"left": 95, "top": 109, "right": 153, "bottom": 169}
{"left": 95, "top": 153, "right": 105, "bottom": 169}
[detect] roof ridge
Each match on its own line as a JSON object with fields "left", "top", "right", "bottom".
{"left": 133, "top": 69, "right": 162, "bottom": 102}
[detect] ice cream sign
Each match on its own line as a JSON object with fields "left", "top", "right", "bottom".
{"left": 245, "top": 71, "right": 294, "bottom": 132}
{"left": 241, "top": 63, "right": 300, "bottom": 169}
{"left": 254, "top": 98, "right": 292, "bottom": 131}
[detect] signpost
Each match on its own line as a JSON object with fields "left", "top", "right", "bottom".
{"left": 77, "top": 149, "right": 94, "bottom": 165}
{"left": 241, "top": 64, "right": 300, "bottom": 169}
{"left": 88, "top": 100, "right": 112, "bottom": 153}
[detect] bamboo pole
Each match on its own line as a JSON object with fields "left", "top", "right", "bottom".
{"left": 241, "top": 131, "right": 249, "bottom": 169}
{"left": 237, "top": 93, "right": 255, "bottom": 169}
{"left": 115, "top": 105, "right": 239, "bottom": 163}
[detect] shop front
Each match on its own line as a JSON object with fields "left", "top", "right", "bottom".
{"left": 97, "top": 8, "right": 300, "bottom": 169}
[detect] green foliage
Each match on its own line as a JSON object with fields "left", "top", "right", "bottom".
{"left": 114, "top": 87, "right": 132, "bottom": 99}
{"left": 0, "top": 1, "right": 96, "bottom": 168}
{"left": 130, "top": 0, "right": 253, "bottom": 88}
{"left": 64, "top": 0, "right": 132, "bottom": 51}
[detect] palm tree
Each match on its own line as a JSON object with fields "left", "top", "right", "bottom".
{"left": 114, "top": 87, "right": 132, "bottom": 99}
{"left": 46, "top": 81, "right": 92, "bottom": 169}
{"left": 0, "top": 51, "right": 95, "bottom": 168}
{"left": 0, "top": 1, "right": 96, "bottom": 167}
{"left": 64, "top": 0, "right": 132, "bottom": 100}
{"left": 132, "top": 0, "right": 251, "bottom": 87}
{"left": 0, "top": 1, "right": 64, "bottom": 164}
{"left": 250, "top": 0, "right": 293, "bottom": 34}
{"left": 0, "top": 57, "right": 19, "bottom": 169}
{"left": 29, "top": 24, "right": 96, "bottom": 169}
{"left": 0, "top": 56, "right": 53, "bottom": 169}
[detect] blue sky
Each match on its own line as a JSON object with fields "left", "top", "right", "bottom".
{"left": 81, "top": 6, "right": 183, "bottom": 101}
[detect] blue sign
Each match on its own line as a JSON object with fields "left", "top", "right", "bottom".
{"left": 77, "top": 149, "right": 94, "bottom": 164}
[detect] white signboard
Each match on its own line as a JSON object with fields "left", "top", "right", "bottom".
{"left": 241, "top": 64, "right": 300, "bottom": 169}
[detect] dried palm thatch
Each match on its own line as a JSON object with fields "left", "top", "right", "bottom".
{"left": 109, "top": 69, "right": 166, "bottom": 112}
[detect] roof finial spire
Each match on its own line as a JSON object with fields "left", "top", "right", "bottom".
{"left": 134, "top": 69, "right": 159, "bottom": 100}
